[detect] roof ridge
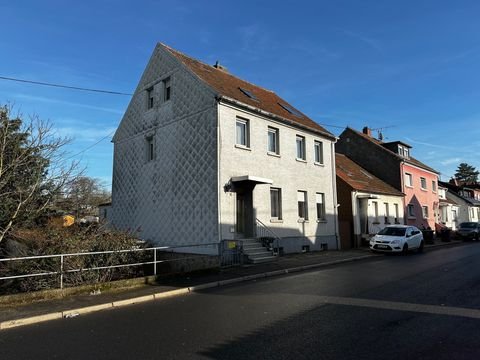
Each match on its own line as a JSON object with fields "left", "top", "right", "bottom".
{"left": 159, "top": 42, "right": 275, "bottom": 94}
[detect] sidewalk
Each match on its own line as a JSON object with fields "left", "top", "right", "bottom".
{"left": 0, "top": 239, "right": 462, "bottom": 330}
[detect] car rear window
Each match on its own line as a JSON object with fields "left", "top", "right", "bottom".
{"left": 459, "top": 222, "right": 477, "bottom": 228}
{"left": 377, "top": 227, "right": 406, "bottom": 236}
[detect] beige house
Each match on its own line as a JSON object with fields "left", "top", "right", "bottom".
{"left": 111, "top": 43, "right": 339, "bottom": 260}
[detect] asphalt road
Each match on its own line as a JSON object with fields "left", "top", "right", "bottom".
{"left": 2, "top": 243, "right": 480, "bottom": 359}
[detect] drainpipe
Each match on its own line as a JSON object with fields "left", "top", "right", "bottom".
{"left": 331, "top": 139, "right": 340, "bottom": 250}
{"left": 216, "top": 99, "right": 222, "bottom": 248}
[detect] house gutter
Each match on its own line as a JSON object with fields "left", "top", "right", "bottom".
{"left": 217, "top": 95, "right": 336, "bottom": 141}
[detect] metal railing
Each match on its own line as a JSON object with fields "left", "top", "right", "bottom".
{"left": 255, "top": 218, "right": 281, "bottom": 255}
{"left": 219, "top": 239, "right": 244, "bottom": 267}
{"left": 0, "top": 243, "right": 220, "bottom": 292}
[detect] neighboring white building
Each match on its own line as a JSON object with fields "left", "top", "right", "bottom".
{"left": 440, "top": 181, "right": 480, "bottom": 226}
{"left": 111, "top": 43, "right": 339, "bottom": 258}
{"left": 336, "top": 154, "right": 405, "bottom": 248}
{"left": 437, "top": 186, "right": 460, "bottom": 230}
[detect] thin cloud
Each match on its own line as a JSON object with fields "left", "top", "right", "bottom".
{"left": 339, "top": 28, "right": 383, "bottom": 53}
{"left": 440, "top": 157, "right": 462, "bottom": 166}
{"left": 14, "top": 93, "right": 124, "bottom": 114}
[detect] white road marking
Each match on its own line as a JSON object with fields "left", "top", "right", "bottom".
{"left": 320, "top": 296, "right": 480, "bottom": 320}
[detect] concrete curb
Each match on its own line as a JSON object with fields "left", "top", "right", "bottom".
{"left": 0, "top": 249, "right": 453, "bottom": 331}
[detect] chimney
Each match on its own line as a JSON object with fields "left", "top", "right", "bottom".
{"left": 362, "top": 126, "right": 372, "bottom": 137}
{"left": 213, "top": 60, "right": 228, "bottom": 73}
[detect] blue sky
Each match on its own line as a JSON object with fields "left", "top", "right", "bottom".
{"left": 1, "top": 0, "right": 479, "bottom": 188}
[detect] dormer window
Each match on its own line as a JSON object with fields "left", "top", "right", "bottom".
{"left": 398, "top": 144, "right": 409, "bottom": 158}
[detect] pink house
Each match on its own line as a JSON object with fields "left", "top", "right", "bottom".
{"left": 336, "top": 127, "right": 440, "bottom": 230}
{"left": 401, "top": 161, "right": 439, "bottom": 229}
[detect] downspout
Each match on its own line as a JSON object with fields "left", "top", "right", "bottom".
{"left": 216, "top": 98, "right": 222, "bottom": 247}
{"left": 400, "top": 160, "right": 406, "bottom": 224}
{"left": 331, "top": 139, "right": 340, "bottom": 250}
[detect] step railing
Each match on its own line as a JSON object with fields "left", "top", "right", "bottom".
{"left": 255, "top": 218, "right": 281, "bottom": 256}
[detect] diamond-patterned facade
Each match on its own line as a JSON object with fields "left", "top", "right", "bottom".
{"left": 111, "top": 45, "right": 219, "bottom": 247}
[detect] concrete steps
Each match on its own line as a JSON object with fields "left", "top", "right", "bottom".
{"left": 241, "top": 238, "right": 277, "bottom": 264}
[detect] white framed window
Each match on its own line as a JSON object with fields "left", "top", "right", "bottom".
{"left": 422, "top": 206, "right": 429, "bottom": 219}
{"left": 420, "top": 177, "right": 427, "bottom": 189}
{"left": 236, "top": 118, "right": 249, "bottom": 147}
{"left": 316, "top": 192, "right": 326, "bottom": 221}
{"left": 432, "top": 180, "right": 437, "bottom": 192}
{"left": 314, "top": 140, "right": 323, "bottom": 164}
{"left": 268, "top": 127, "right": 279, "bottom": 154}
{"left": 296, "top": 135, "right": 306, "bottom": 160}
{"left": 452, "top": 209, "right": 457, "bottom": 221}
{"left": 270, "top": 188, "right": 282, "bottom": 219}
{"left": 394, "top": 203, "right": 400, "bottom": 223}
{"left": 146, "top": 87, "right": 154, "bottom": 109}
{"left": 384, "top": 203, "right": 390, "bottom": 224}
{"left": 408, "top": 204, "right": 415, "bottom": 218}
{"left": 405, "top": 173, "right": 413, "bottom": 187}
{"left": 297, "top": 190, "right": 308, "bottom": 220}
{"left": 372, "top": 201, "right": 379, "bottom": 222}
{"left": 163, "top": 77, "right": 171, "bottom": 102}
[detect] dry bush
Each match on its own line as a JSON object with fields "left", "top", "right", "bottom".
{"left": 0, "top": 224, "right": 150, "bottom": 294}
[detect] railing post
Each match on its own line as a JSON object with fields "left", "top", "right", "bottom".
{"left": 60, "top": 255, "right": 64, "bottom": 289}
{"left": 153, "top": 248, "right": 157, "bottom": 276}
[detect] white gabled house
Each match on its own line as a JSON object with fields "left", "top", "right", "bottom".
{"left": 111, "top": 43, "right": 339, "bottom": 261}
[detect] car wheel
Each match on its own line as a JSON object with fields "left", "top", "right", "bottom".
{"left": 402, "top": 244, "right": 408, "bottom": 255}
{"left": 418, "top": 241, "right": 424, "bottom": 253}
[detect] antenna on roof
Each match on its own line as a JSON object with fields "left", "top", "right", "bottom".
{"left": 370, "top": 125, "right": 395, "bottom": 141}
{"left": 213, "top": 60, "right": 228, "bottom": 73}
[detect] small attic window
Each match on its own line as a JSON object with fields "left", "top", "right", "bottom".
{"left": 239, "top": 87, "right": 258, "bottom": 101}
{"left": 278, "top": 103, "right": 303, "bottom": 117}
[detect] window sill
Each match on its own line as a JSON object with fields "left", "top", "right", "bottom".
{"left": 316, "top": 219, "right": 327, "bottom": 223}
{"left": 314, "top": 162, "right": 325, "bottom": 167}
{"left": 267, "top": 152, "right": 281, "bottom": 158}
{"left": 297, "top": 219, "right": 309, "bottom": 223}
{"left": 405, "top": 185, "right": 413, "bottom": 189}
{"left": 296, "top": 158, "right": 307, "bottom": 163}
{"left": 270, "top": 219, "right": 283, "bottom": 223}
{"left": 420, "top": 188, "right": 428, "bottom": 192}
{"left": 235, "top": 144, "right": 251, "bottom": 151}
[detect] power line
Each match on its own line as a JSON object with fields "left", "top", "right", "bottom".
{"left": 0, "top": 75, "right": 132, "bottom": 96}
{"left": 66, "top": 131, "right": 115, "bottom": 160}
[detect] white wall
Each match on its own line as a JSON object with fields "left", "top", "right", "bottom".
{"left": 352, "top": 192, "right": 404, "bottom": 237}
{"left": 217, "top": 102, "right": 338, "bottom": 252}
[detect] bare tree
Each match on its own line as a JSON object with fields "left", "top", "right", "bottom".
{"left": 61, "top": 176, "right": 111, "bottom": 218}
{"left": 0, "top": 105, "right": 80, "bottom": 243}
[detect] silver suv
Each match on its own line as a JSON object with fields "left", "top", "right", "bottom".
{"left": 456, "top": 222, "right": 480, "bottom": 241}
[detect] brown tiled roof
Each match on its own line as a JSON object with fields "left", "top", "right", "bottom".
{"left": 347, "top": 127, "right": 439, "bottom": 174}
{"left": 336, "top": 153, "right": 405, "bottom": 196}
{"left": 161, "top": 43, "right": 334, "bottom": 139}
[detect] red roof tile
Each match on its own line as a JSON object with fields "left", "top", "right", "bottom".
{"left": 161, "top": 43, "right": 334, "bottom": 139}
{"left": 336, "top": 153, "right": 405, "bottom": 196}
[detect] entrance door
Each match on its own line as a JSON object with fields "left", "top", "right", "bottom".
{"left": 236, "top": 193, "right": 246, "bottom": 236}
